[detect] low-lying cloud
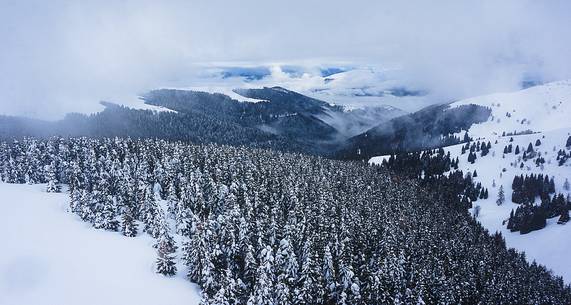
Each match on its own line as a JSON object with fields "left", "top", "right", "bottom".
{"left": 1, "top": 0, "right": 570, "bottom": 119}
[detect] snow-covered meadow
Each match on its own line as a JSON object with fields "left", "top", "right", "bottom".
{"left": 0, "top": 182, "right": 200, "bottom": 305}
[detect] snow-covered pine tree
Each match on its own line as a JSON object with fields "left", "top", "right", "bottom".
{"left": 121, "top": 207, "right": 138, "bottom": 237}
{"left": 209, "top": 268, "right": 238, "bottom": 305}
{"left": 496, "top": 185, "right": 505, "bottom": 205}
{"left": 156, "top": 237, "right": 177, "bottom": 276}
{"left": 275, "top": 237, "right": 298, "bottom": 305}
{"left": 322, "top": 243, "right": 337, "bottom": 303}
{"left": 295, "top": 238, "right": 323, "bottom": 305}
{"left": 167, "top": 180, "right": 178, "bottom": 218}
{"left": 45, "top": 161, "right": 61, "bottom": 193}
{"left": 79, "top": 189, "right": 94, "bottom": 222}
{"left": 143, "top": 184, "right": 161, "bottom": 238}
{"left": 242, "top": 244, "right": 257, "bottom": 292}
{"left": 247, "top": 245, "right": 275, "bottom": 305}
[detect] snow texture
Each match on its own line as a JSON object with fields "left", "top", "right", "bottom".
{"left": 0, "top": 182, "right": 201, "bottom": 305}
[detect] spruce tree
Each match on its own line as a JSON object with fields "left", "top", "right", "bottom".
{"left": 496, "top": 185, "right": 505, "bottom": 206}
{"left": 247, "top": 245, "right": 275, "bottom": 305}
{"left": 156, "top": 233, "right": 177, "bottom": 276}
{"left": 121, "top": 208, "right": 138, "bottom": 237}
{"left": 322, "top": 244, "right": 337, "bottom": 303}
{"left": 45, "top": 161, "right": 61, "bottom": 193}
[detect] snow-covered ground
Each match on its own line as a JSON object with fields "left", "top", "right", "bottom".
{"left": 0, "top": 182, "right": 201, "bottom": 305}
{"left": 113, "top": 95, "right": 179, "bottom": 113}
{"left": 371, "top": 81, "right": 571, "bottom": 282}
{"left": 450, "top": 79, "right": 571, "bottom": 138}
{"left": 190, "top": 87, "right": 268, "bottom": 103}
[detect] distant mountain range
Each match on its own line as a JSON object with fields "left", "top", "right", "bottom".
{"left": 0, "top": 85, "right": 501, "bottom": 158}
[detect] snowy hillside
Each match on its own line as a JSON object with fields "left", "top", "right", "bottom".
{"left": 443, "top": 129, "right": 571, "bottom": 281}
{"left": 450, "top": 80, "right": 571, "bottom": 138}
{"left": 371, "top": 81, "right": 571, "bottom": 282}
{"left": 0, "top": 182, "right": 201, "bottom": 305}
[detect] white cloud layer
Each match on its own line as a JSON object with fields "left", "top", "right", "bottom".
{"left": 1, "top": 0, "right": 570, "bottom": 119}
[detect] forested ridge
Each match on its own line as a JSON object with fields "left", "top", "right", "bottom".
{"left": 1, "top": 137, "right": 570, "bottom": 304}
{"left": 0, "top": 87, "right": 491, "bottom": 160}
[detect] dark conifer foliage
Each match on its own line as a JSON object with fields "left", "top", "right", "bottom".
{"left": 1, "top": 137, "right": 571, "bottom": 304}
{"left": 508, "top": 174, "right": 570, "bottom": 233}
{"left": 511, "top": 174, "right": 556, "bottom": 204}
{"left": 557, "top": 149, "right": 571, "bottom": 166}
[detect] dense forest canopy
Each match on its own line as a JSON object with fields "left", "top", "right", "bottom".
{"left": 1, "top": 137, "right": 570, "bottom": 304}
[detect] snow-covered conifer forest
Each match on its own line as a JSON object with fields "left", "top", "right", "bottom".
{"left": 1, "top": 137, "right": 570, "bottom": 304}
{"left": 3, "top": 1, "right": 571, "bottom": 304}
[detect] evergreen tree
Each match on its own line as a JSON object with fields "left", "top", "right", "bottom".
{"left": 322, "top": 244, "right": 337, "bottom": 303}
{"left": 275, "top": 237, "right": 298, "bottom": 305}
{"left": 247, "top": 245, "right": 275, "bottom": 305}
{"left": 45, "top": 161, "right": 61, "bottom": 193}
{"left": 156, "top": 231, "right": 177, "bottom": 276}
{"left": 121, "top": 208, "right": 138, "bottom": 237}
{"left": 496, "top": 185, "right": 505, "bottom": 206}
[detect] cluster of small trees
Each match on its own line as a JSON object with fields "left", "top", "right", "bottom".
{"left": 511, "top": 174, "right": 555, "bottom": 204}
{"left": 462, "top": 140, "right": 492, "bottom": 162}
{"left": 383, "top": 149, "right": 489, "bottom": 209}
{"left": 506, "top": 174, "right": 570, "bottom": 234}
{"left": 507, "top": 204, "right": 547, "bottom": 234}
{"left": 381, "top": 147, "right": 459, "bottom": 178}
{"left": 557, "top": 148, "right": 570, "bottom": 166}
{"left": 2, "top": 137, "right": 571, "bottom": 304}
{"left": 507, "top": 193, "right": 571, "bottom": 233}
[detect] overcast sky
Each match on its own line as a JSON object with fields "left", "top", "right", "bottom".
{"left": 1, "top": 0, "right": 570, "bottom": 119}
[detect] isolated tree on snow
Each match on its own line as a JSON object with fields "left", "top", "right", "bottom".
{"left": 473, "top": 205, "right": 481, "bottom": 218}
{"left": 496, "top": 185, "right": 505, "bottom": 206}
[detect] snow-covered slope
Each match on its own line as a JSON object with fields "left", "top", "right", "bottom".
{"left": 450, "top": 80, "right": 571, "bottom": 138}
{"left": 187, "top": 86, "right": 268, "bottom": 103}
{"left": 443, "top": 129, "right": 571, "bottom": 281}
{"left": 0, "top": 182, "right": 201, "bottom": 305}
{"left": 371, "top": 81, "right": 571, "bottom": 282}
